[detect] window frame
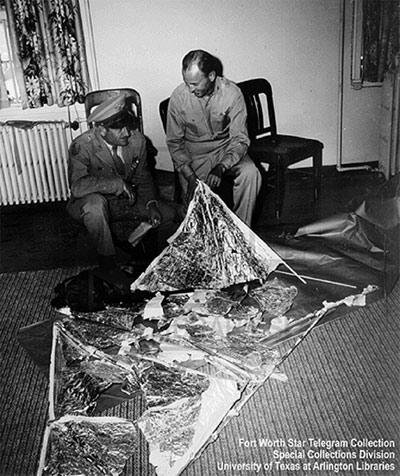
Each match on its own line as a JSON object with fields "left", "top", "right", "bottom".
{"left": 351, "top": 0, "right": 383, "bottom": 89}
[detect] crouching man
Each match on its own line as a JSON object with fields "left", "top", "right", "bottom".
{"left": 67, "top": 93, "right": 177, "bottom": 287}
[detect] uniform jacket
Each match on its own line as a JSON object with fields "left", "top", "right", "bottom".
{"left": 68, "top": 128, "right": 157, "bottom": 205}
{"left": 166, "top": 76, "right": 250, "bottom": 180}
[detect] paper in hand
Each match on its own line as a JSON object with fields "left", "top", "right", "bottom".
{"left": 128, "top": 221, "right": 153, "bottom": 247}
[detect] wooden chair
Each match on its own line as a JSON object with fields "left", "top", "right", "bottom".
{"left": 159, "top": 98, "right": 182, "bottom": 202}
{"left": 159, "top": 97, "right": 170, "bottom": 136}
{"left": 237, "top": 78, "right": 323, "bottom": 219}
{"left": 85, "top": 88, "right": 143, "bottom": 133}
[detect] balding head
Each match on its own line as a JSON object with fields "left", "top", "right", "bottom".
{"left": 182, "top": 50, "right": 223, "bottom": 98}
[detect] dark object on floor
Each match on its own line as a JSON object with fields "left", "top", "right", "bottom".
{"left": 238, "top": 78, "right": 323, "bottom": 220}
{"left": 51, "top": 269, "right": 132, "bottom": 312}
{"left": 270, "top": 173, "right": 400, "bottom": 296}
{"left": 4, "top": 267, "right": 398, "bottom": 476}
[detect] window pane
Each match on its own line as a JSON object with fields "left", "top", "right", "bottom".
{"left": 0, "top": 8, "right": 20, "bottom": 105}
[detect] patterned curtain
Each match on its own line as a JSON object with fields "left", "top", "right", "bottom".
{"left": 363, "top": 0, "right": 400, "bottom": 82}
{"left": 5, "top": 0, "right": 90, "bottom": 108}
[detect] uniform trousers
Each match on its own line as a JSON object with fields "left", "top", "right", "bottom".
{"left": 67, "top": 194, "right": 178, "bottom": 257}
{"left": 178, "top": 154, "right": 261, "bottom": 226}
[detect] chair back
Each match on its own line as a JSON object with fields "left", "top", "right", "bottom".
{"left": 84, "top": 88, "right": 143, "bottom": 133}
{"left": 159, "top": 97, "right": 170, "bottom": 132}
{"left": 237, "top": 78, "right": 277, "bottom": 140}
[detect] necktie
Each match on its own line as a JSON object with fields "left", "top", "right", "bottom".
{"left": 111, "top": 146, "right": 125, "bottom": 176}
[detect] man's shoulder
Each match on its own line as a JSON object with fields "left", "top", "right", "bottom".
{"left": 218, "top": 76, "right": 242, "bottom": 96}
{"left": 170, "top": 83, "right": 188, "bottom": 102}
{"left": 69, "top": 130, "right": 97, "bottom": 155}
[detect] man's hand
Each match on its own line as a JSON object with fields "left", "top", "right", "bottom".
{"left": 120, "top": 182, "right": 136, "bottom": 204}
{"left": 185, "top": 174, "right": 198, "bottom": 204}
{"left": 148, "top": 203, "right": 162, "bottom": 227}
{"left": 206, "top": 164, "right": 225, "bottom": 189}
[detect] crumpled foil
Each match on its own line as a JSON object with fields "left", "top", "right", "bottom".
{"left": 131, "top": 182, "right": 283, "bottom": 292}
{"left": 52, "top": 323, "right": 140, "bottom": 418}
{"left": 42, "top": 416, "right": 137, "bottom": 476}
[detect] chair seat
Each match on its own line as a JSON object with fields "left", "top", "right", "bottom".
{"left": 237, "top": 78, "right": 324, "bottom": 221}
{"left": 249, "top": 135, "right": 323, "bottom": 166}
{"left": 248, "top": 134, "right": 323, "bottom": 221}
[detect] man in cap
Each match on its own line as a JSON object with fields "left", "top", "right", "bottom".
{"left": 166, "top": 49, "right": 261, "bottom": 226}
{"left": 67, "top": 93, "right": 177, "bottom": 288}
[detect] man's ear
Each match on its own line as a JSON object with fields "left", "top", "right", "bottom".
{"left": 98, "top": 125, "right": 107, "bottom": 137}
{"left": 208, "top": 71, "right": 216, "bottom": 82}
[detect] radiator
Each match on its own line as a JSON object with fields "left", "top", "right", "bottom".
{"left": 0, "top": 121, "right": 71, "bottom": 206}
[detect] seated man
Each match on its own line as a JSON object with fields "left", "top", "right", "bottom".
{"left": 67, "top": 93, "right": 177, "bottom": 285}
{"left": 166, "top": 49, "right": 261, "bottom": 226}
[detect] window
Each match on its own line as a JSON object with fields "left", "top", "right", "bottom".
{"left": 0, "top": 0, "right": 91, "bottom": 110}
{"left": 0, "top": 6, "right": 20, "bottom": 105}
{"left": 351, "top": 0, "right": 399, "bottom": 89}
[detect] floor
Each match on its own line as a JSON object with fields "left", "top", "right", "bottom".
{"left": 1, "top": 250, "right": 399, "bottom": 476}
{"left": 0, "top": 167, "right": 386, "bottom": 273}
{"left": 1, "top": 167, "right": 398, "bottom": 476}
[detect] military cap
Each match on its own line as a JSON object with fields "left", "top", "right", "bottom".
{"left": 87, "top": 93, "right": 128, "bottom": 125}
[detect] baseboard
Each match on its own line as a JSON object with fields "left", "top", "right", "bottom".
{"left": 336, "top": 161, "right": 380, "bottom": 170}
{"left": 288, "top": 162, "right": 380, "bottom": 175}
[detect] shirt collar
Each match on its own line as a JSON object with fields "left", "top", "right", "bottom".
{"left": 102, "top": 138, "right": 121, "bottom": 156}
{"left": 198, "top": 76, "right": 222, "bottom": 104}
{"left": 206, "top": 76, "right": 221, "bottom": 98}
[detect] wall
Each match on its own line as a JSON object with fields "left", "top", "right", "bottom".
{"left": 88, "top": 0, "right": 342, "bottom": 170}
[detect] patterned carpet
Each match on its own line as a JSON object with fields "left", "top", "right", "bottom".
{"left": 0, "top": 268, "right": 398, "bottom": 476}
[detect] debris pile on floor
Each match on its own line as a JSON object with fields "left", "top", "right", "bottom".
{"left": 36, "top": 183, "right": 376, "bottom": 476}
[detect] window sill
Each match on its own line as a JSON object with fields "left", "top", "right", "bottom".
{"left": 351, "top": 81, "right": 383, "bottom": 90}
{"left": 0, "top": 102, "right": 86, "bottom": 123}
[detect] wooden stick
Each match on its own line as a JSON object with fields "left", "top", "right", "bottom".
{"left": 279, "top": 261, "right": 307, "bottom": 284}
{"left": 275, "top": 269, "right": 358, "bottom": 289}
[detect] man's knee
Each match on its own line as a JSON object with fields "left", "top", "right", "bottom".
{"left": 158, "top": 201, "right": 179, "bottom": 224}
{"left": 249, "top": 162, "right": 262, "bottom": 187}
{"left": 231, "top": 156, "right": 261, "bottom": 184}
{"left": 81, "top": 194, "right": 108, "bottom": 220}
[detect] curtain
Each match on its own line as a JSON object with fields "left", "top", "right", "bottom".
{"left": 0, "top": 53, "right": 10, "bottom": 108}
{"left": 5, "top": 0, "right": 90, "bottom": 109}
{"left": 363, "top": 0, "right": 400, "bottom": 83}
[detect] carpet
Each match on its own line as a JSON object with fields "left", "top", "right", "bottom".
{"left": 0, "top": 268, "right": 80, "bottom": 476}
{"left": 0, "top": 268, "right": 399, "bottom": 476}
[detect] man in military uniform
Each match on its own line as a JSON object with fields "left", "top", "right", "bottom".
{"left": 67, "top": 93, "right": 177, "bottom": 286}
{"left": 166, "top": 49, "right": 261, "bottom": 226}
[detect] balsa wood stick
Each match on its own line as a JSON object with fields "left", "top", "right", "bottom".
{"left": 275, "top": 269, "right": 358, "bottom": 289}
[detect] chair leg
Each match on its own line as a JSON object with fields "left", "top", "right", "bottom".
{"left": 313, "top": 149, "right": 322, "bottom": 201}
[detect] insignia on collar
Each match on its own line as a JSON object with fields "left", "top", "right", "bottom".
{"left": 70, "top": 141, "right": 81, "bottom": 155}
